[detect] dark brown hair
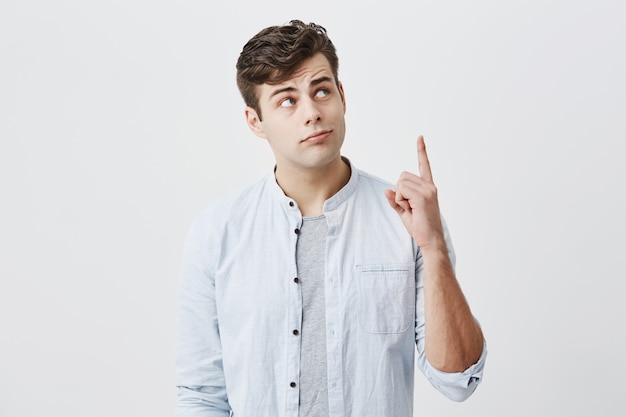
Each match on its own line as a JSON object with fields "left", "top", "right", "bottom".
{"left": 236, "top": 20, "right": 339, "bottom": 119}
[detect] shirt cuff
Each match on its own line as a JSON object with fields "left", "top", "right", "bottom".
{"left": 418, "top": 340, "right": 487, "bottom": 402}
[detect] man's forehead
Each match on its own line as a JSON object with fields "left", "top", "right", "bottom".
{"left": 254, "top": 54, "right": 336, "bottom": 104}
{"left": 269, "top": 55, "right": 333, "bottom": 88}
{"left": 289, "top": 55, "right": 333, "bottom": 81}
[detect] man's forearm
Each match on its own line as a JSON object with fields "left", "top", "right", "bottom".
{"left": 422, "top": 245, "right": 484, "bottom": 373}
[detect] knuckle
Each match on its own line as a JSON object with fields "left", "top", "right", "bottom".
{"left": 425, "top": 185, "right": 437, "bottom": 198}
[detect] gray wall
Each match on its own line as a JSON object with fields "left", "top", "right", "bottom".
{"left": 1, "top": 0, "right": 625, "bottom": 416}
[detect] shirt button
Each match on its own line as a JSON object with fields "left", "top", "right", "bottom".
{"left": 289, "top": 201, "right": 294, "bottom": 207}
{"left": 294, "top": 228, "right": 300, "bottom": 235}
{"left": 292, "top": 329, "right": 299, "bottom": 336}
{"left": 290, "top": 382, "right": 297, "bottom": 388}
{"left": 293, "top": 277, "right": 299, "bottom": 283}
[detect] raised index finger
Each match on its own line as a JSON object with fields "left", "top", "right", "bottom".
{"left": 417, "top": 135, "right": 433, "bottom": 182}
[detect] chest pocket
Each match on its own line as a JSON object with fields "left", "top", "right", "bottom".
{"left": 356, "top": 263, "right": 416, "bottom": 334}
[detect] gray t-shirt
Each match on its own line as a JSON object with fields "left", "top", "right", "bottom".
{"left": 296, "top": 215, "right": 329, "bottom": 417}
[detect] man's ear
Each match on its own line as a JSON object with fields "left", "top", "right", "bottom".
{"left": 245, "top": 107, "right": 267, "bottom": 139}
{"left": 338, "top": 81, "right": 346, "bottom": 113}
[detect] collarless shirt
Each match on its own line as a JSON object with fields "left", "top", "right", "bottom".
{"left": 176, "top": 159, "right": 487, "bottom": 417}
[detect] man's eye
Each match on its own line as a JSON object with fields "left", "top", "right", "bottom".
{"left": 280, "top": 98, "right": 295, "bottom": 107}
{"left": 315, "top": 89, "right": 330, "bottom": 98}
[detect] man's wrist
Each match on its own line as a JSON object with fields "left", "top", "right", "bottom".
{"left": 418, "top": 239, "right": 449, "bottom": 260}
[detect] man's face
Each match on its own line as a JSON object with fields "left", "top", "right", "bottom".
{"left": 245, "top": 53, "right": 346, "bottom": 172}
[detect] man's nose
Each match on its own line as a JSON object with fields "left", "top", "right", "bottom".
{"left": 302, "top": 97, "right": 322, "bottom": 125}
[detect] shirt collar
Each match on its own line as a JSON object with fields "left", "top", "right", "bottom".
{"left": 266, "top": 156, "right": 358, "bottom": 213}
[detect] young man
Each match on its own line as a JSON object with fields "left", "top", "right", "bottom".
{"left": 176, "top": 20, "right": 486, "bottom": 417}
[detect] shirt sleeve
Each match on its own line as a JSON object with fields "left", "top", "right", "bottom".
{"left": 413, "top": 215, "right": 487, "bottom": 402}
{"left": 175, "top": 215, "right": 232, "bottom": 417}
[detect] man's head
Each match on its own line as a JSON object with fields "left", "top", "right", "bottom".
{"left": 236, "top": 20, "right": 340, "bottom": 120}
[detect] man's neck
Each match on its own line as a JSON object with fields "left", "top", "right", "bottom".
{"left": 275, "top": 157, "right": 351, "bottom": 217}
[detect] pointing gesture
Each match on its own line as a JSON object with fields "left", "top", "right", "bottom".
{"left": 384, "top": 135, "right": 445, "bottom": 252}
{"left": 386, "top": 136, "right": 485, "bottom": 373}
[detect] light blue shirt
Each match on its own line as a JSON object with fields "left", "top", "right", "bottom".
{"left": 176, "top": 160, "right": 487, "bottom": 417}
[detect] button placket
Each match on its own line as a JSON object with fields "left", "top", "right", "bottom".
{"left": 286, "top": 213, "right": 302, "bottom": 411}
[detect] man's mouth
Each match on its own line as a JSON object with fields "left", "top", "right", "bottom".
{"left": 302, "top": 130, "right": 332, "bottom": 143}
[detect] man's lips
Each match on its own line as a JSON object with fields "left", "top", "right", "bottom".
{"left": 301, "top": 130, "right": 332, "bottom": 143}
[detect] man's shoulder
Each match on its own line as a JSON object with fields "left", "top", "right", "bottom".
{"left": 355, "top": 168, "right": 395, "bottom": 192}
{"left": 192, "top": 174, "right": 272, "bottom": 227}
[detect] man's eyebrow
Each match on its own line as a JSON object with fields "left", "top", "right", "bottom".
{"left": 311, "top": 76, "right": 333, "bottom": 86}
{"left": 269, "top": 86, "right": 296, "bottom": 99}
{"left": 268, "top": 76, "right": 334, "bottom": 99}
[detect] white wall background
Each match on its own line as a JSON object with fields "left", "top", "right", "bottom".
{"left": 1, "top": 0, "right": 625, "bottom": 416}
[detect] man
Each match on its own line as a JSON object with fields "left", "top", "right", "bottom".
{"left": 176, "top": 20, "right": 486, "bottom": 417}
